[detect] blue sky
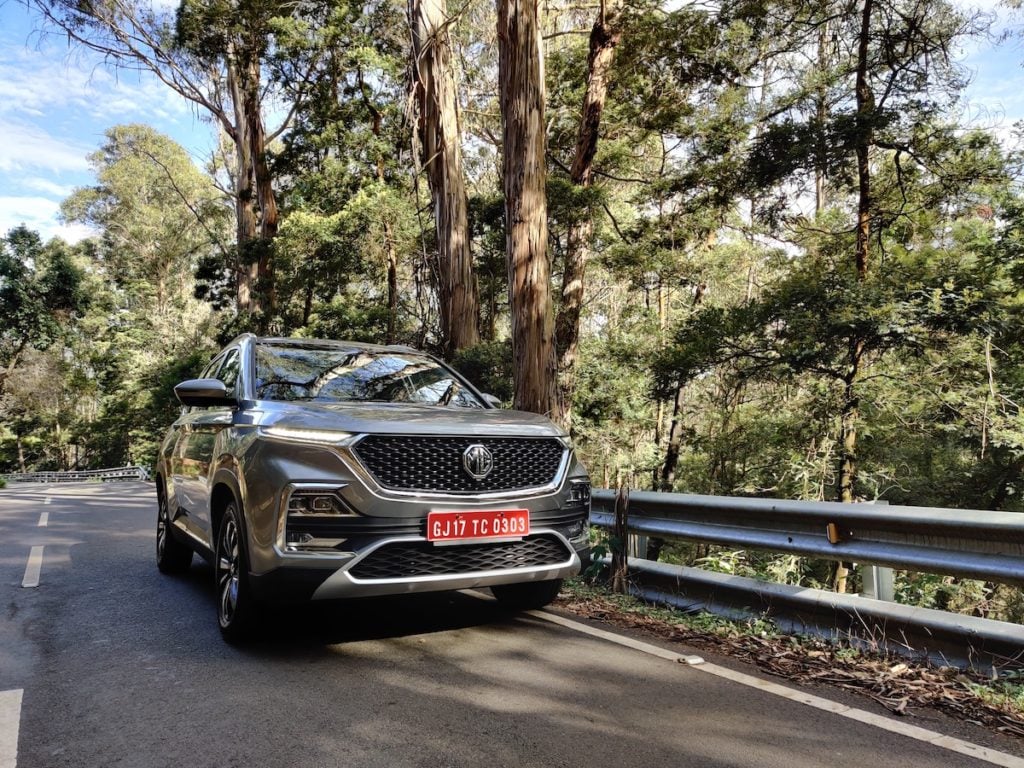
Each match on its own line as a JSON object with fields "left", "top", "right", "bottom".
{"left": 0, "top": 0, "right": 1022, "bottom": 243}
{"left": 0, "top": 2, "right": 211, "bottom": 241}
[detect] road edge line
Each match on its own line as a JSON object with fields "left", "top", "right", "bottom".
{"left": 527, "top": 607, "right": 1024, "bottom": 768}
{"left": 0, "top": 689, "right": 23, "bottom": 768}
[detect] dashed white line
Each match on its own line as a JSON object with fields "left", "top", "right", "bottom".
{"left": 522, "top": 607, "right": 1024, "bottom": 768}
{"left": 37, "top": 512, "right": 48, "bottom": 528}
{"left": 0, "top": 689, "right": 22, "bottom": 768}
{"left": 42, "top": 497, "right": 51, "bottom": 506}
{"left": 21, "top": 547, "right": 43, "bottom": 589}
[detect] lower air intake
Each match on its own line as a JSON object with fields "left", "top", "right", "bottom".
{"left": 349, "top": 535, "right": 572, "bottom": 580}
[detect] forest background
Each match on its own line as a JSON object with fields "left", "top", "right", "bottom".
{"left": 2, "top": 0, "right": 1024, "bottom": 620}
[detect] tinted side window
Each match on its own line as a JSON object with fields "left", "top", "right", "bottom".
{"left": 200, "top": 356, "right": 224, "bottom": 380}
{"left": 218, "top": 350, "right": 241, "bottom": 396}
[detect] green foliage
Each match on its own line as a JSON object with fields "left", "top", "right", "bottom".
{"left": 0, "top": 227, "right": 87, "bottom": 377}
{"left": 11, "top": 0, "right": 1024, "bottom": 622}
{"left": 451, "top": 341, "right": 514, "bottom": 403}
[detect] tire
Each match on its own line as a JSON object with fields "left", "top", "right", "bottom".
{"left": 215, "top": 502, "right": 259, "bottom": 644}
{"left": 491, "top": 579, "right": 563, "bottom": 611}
{"left": 156, "top": 490, "right": 193, "bottom": 574}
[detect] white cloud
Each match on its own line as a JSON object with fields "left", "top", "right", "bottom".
{"left": 0, "top": 43, "right": 191, "bottom": 124}
{"left": 0, "top": 196, "right": 94, "bottom": 243}
{"left": 0, "top": 119, "right": 90, "bottom": 173}
{"left": 22, "top": 177, "right": 76, "bottom": 198}
{"left": 0, "top": 195, "right": 58, "bottom": 234}
{"left": 50, "top": 222, "right": 96, "bottom": 244}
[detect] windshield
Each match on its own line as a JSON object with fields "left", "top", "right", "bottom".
{"left": 253, "top": 343, "right": 484, "bottom": 408}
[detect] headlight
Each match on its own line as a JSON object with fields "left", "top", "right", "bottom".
{"left": 568, "top": 480, "right": 591, "bottom": 506}
{"left": 259, "top": 426, "right": 355, "bottom": 445}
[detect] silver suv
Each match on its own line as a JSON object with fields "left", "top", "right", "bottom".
{"left": 155, "top": 335, "right": 591, "bottom": 642}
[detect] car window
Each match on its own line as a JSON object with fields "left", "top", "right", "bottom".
{"left": 253, "top": 343, "right": 483, "bottom": 408}
{"left": 200, "top": 355, "right": 224, "bottom": 380}
{"left": 218, "top": 349, "right": 241, "bottom": 396}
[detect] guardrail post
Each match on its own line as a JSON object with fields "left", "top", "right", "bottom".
{"left": 861, "top": 564, "right": 895, "bottom": 601}
{"left": 611, "top": 484, "right": 630, "bottom": 594}
{"left": 859, "top": 500, "right": 895, "bottom": 601}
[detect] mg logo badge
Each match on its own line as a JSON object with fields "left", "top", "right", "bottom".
{"left": 462, "top": 444, "right": 494, "bottom": 480}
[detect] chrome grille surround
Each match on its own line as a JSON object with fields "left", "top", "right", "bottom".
{"left": 348, "top": 534, "right": 573, "bottom": 581}
{"left": 352, "top": 435, "right": 568, "bottom": 495}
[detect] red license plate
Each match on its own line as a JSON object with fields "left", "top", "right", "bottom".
{"left": 426, "top": 509, "right": 530, "bottom": 542}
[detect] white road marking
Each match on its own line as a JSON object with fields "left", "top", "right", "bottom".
{"left": 526, "top": 607, "right": 705, "bottom": 665}
{"left": 523, "top": 607, "right": 1024, "bottom": 768}
{"left": 42, "top": 497, "right": 50, "bottom": 506}
{"left": 36, "top": 512, "right": 48, "bottom": 528}
{"left": 0, "top": 689, "right": 22, "bottom": 768}
{"left": 21, "top": 547, "right": 43, "bottom": 589}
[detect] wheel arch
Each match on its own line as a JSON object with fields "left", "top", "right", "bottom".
{"left": 209, "top": 473, "right": 241, "bottom": 545}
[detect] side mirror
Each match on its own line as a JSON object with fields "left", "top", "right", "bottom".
{"left": 174, "top": 379, "right": 237, "bottom": 408}
{"left": 482, "top": 393, "right": 502, "bottom": 409}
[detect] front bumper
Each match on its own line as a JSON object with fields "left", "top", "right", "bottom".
{"left": 240, "top": 435, "right": 590, "bottom": 602}
{"left": 250, "top": 529, "right": 586, "bottom": 602}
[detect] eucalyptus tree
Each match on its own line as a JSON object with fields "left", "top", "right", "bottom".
{"left": 0, "top": 229, "right": 87, "bottom": 471}
{"left": 0, "top": 228, "right": 86, "bottom": 398}
{"left": 62, "top": 124, "right": 227, "bottom": 324}
{"left": 410, "top": 0, "right": 481, "bottom": 356}
{"left": 271, "top": 0, "right": 419, "bottom": 343}
{"left": 550, "top": 0, "right": 622, "bottom": 429}
{"left": 497, "top": 0, "right": 561, "bottom": 418}
{"left": 29, "top": 0, "right": 324, "bottom": 316}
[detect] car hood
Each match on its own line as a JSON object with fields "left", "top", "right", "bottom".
{"left": 259, "top": 401, "right": 565, "bottom": 438}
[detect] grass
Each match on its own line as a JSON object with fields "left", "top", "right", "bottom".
{"left": 562, "top": 578, "right": 786, "bottom": 641}
{"left": 970, "top": 673, "right": 1024, "bottom": 713}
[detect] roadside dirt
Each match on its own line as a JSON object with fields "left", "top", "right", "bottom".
{"left": 555, "top": 587, "right": 1024, "bottom": 740}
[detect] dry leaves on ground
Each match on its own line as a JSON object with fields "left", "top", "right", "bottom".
{"left": 555, "top": 590, "right": 1024, "bottom": 738}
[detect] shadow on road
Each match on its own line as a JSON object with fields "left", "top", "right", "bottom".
{"left": 176, "top": 561, "right": 519, "bottom": 654}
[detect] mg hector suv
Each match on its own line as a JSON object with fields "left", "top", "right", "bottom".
{"left": 155, "top": 335, "right": 591, "bottom": 642}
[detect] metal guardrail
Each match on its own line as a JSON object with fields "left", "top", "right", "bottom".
{"left": 591, "top": 489, "right": 1024, "bottom": 586}
{"left": 590, "top": 489, "right": 1024, "bottom": 669}
{"left": 1, "top": 466, "right": 151, "bottom": 484}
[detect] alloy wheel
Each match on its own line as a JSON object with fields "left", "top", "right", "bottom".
{"left": 217, "top": 516, "right": 241, "bottom": 628}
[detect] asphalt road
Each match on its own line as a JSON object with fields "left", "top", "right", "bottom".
{"left": 1, "top": 482, "right": 1021, "bottom": 768}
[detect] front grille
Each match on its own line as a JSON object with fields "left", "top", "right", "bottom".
{"left": 353, "top": 436, "right": 566, "bottom": 493}
{"left": 349, "top": 534, "right": 572, "bottom": 580}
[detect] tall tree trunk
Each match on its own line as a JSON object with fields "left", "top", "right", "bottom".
{"left": 835, "top": 0, "right": 874, "bottom": 592}
{"left": 0, "top": 337, "right": 30, "bottom": 399}
{"left": 497, "top": 0, "right": 561, "bottom": 419}
{"left": 555, "top": 0, "right": 621, "bottom": 430}
{"left": 359, "top": 68, "right": 400, "bottom": 345}
{"left": 244, "top": 60, "right": 278, "bottom": 317}
{"left": 411, "top": 0, "right": 480, "bottom": 357}
{"left": 854, "top": 0, "right": 873, "bottom": 281}
{"left": 659, "top": 280, "right": 706, "bottom": 492}
{"left": 815, "top": 21, "right": 830, "bottom": 215}
{"left": 659, "top": 384, "right": 687, "bottom": 493}
{"left": 227, "top": 53, "right": 258, "bottom": 315}
{"left": 839, "top": 0, "right": 874, "bottom": 502}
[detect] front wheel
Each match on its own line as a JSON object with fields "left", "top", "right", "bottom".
{"left": 156, "top": 491, "right": 192, "bottom": 574}
{"left": 215, "top": 502, "right": 259, "bottom": 644}
{"left": 491, "top": 579, "right": 563, "bottom": 611}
